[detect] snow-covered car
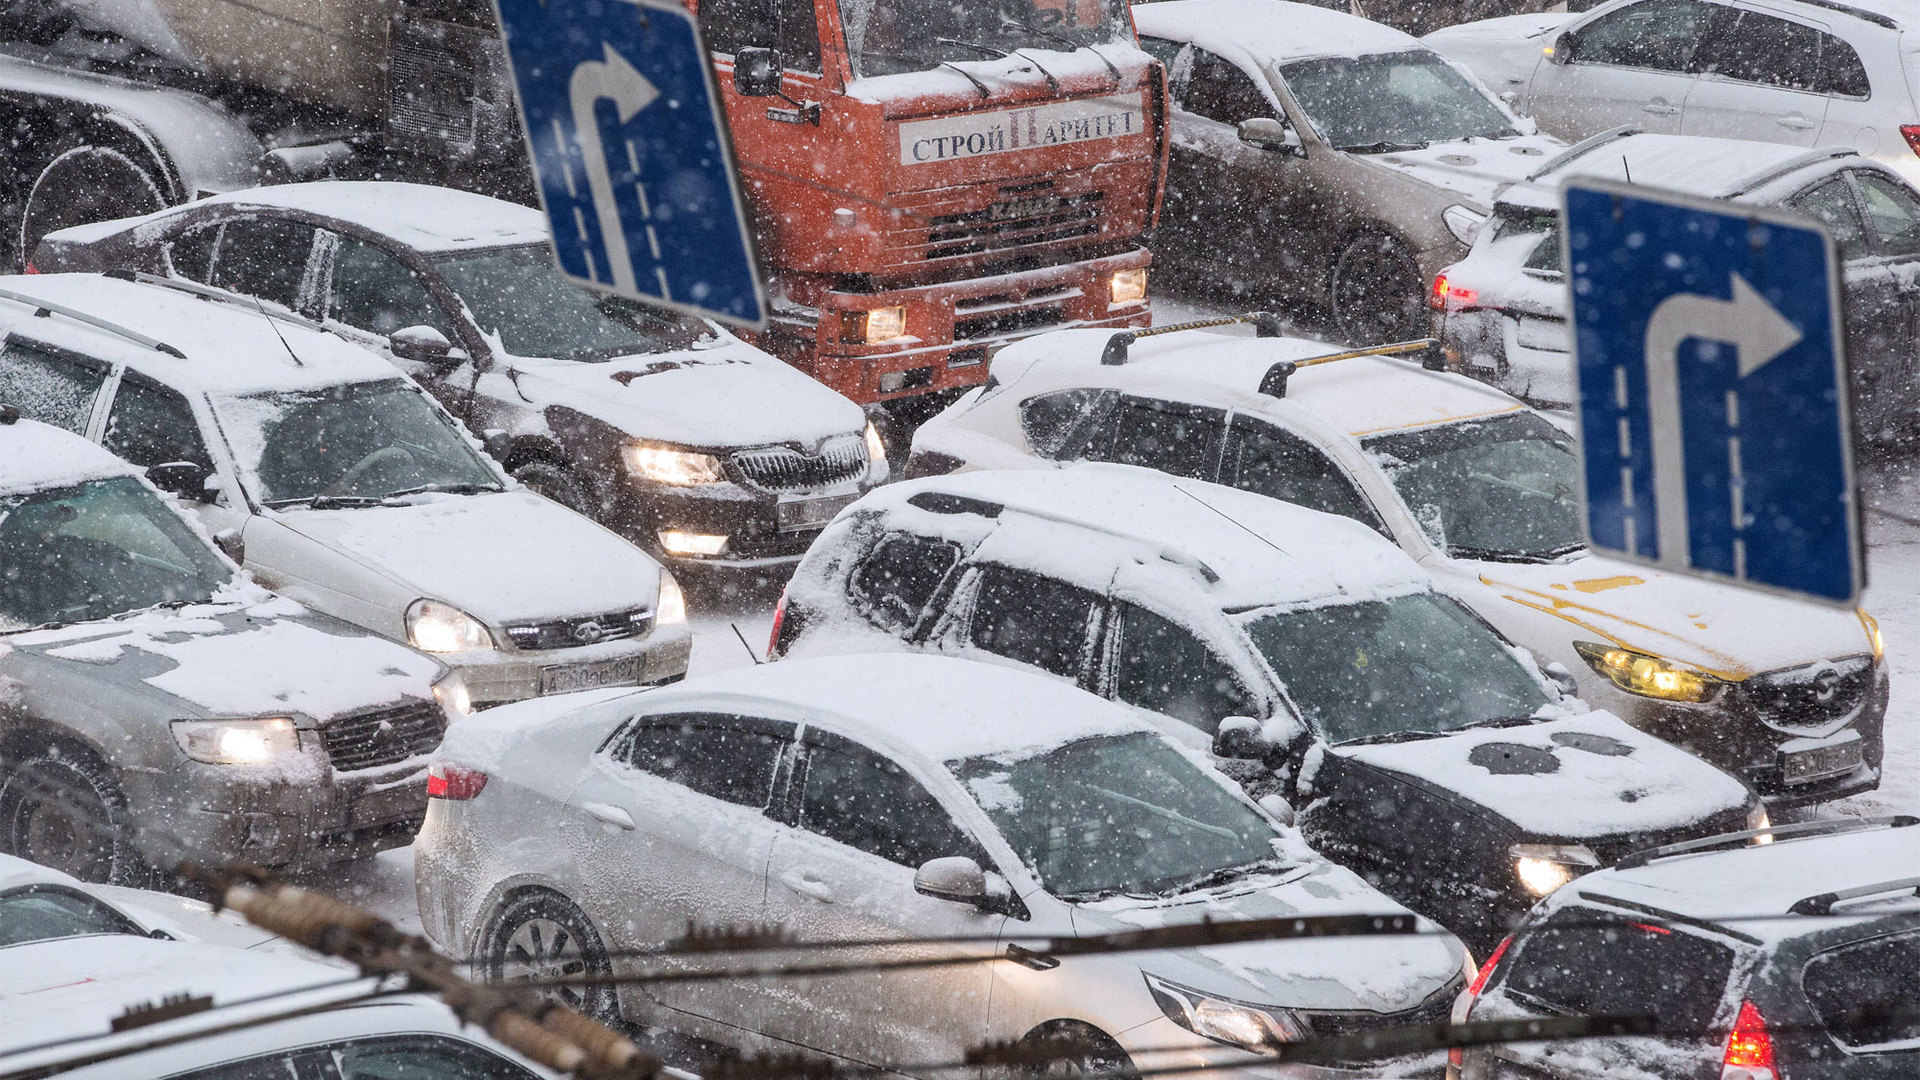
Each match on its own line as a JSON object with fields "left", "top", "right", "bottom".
{"left": 907, "top": 322, "right": 1887, "bottom": 808}
{"left": 0, "top": 411, "right": 455, "bottom": 881}
{"left": 32, "top": 181, "right": 888, "bottom": 566}
{"left": 1452, "top": 814, "right": 1920, "bottom": 1080}
{"left": 1425, "top": 0, "right": 1920, "bottom": 187}
{"left": 1431, "top": 130, "right": 1920, "bottom": 437}
{"left": 768, "top": 465, "right": 1762, "bottom": 945}
{"left": 0, "top": 272, "right": 690, "bottom": 708}
{"left": 1132, "top": 0, "right": 1565, "bottom": 341}
{"left": 417, "top": 653, "right": 1471, "bottom": 1076}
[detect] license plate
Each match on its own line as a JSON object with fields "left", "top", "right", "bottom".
{"left": 776, "top": 493, "right": 856, "bottom": 532}
{"left": 1782, "top": 740, "right": 1863, "bottom": 785}
{"left": 541, "top": 655, "right": 644, "bottom": 695}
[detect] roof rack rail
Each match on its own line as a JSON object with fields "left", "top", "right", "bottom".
{"left": 1260, "top": 337, "right": 1445, "bottom": 398}
{"left": 1792, "top": 0, "right": 1896, "bottom": 28}
{"left": 906, "top": 486, "right": 1221, "bottom": 583}
{"left": 1614, "top": 814, "right": 1918, "bottom": 871}
{"left": 1101, "top": 311, "right": 1286, "bottom": 365}
{"left": 1790, "top": 875, "right": 1920, "bottom": 916}
{"left": 1524, "top": 125, "right": 1640, "bottom": 183}
{"left": 108, "top": 269, "right": 331, "bottom": 335}
{"left": 1724, "top": 147, "right": 1858, "bottom": 200}
{"left": 0, "top": 287, "right": 185, "bottom": 359}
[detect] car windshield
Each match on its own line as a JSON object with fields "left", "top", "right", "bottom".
{"left": 839, "top": 0, "right": 1132, "bottom": 79}
{"left": 1242, "top": 592, "right": 1551, "bottom": 746}
{"left": 1365, "top": 412, "right": 1584, "bottom": 562}
{"left": 0, "top": 476, "right": 232, "bottom": 632}
{"left": 433, "top": 245, "right": 705, "bottom": 362}
{"left": 215, "top": 379, "right": 504, "bottom": 508}
{"left": 0, "top": 886, "right": 144, "bottom": 946}
{"left": 1278, "top": 49, "right": 1518, "bottom": 152}
{"left": 952, "top": 732, "right": 1284, "bottom": 901}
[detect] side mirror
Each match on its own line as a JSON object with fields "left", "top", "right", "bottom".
{"left": 915, "top": 856, "right": 1016, "bottom": 914}
{"left": 481, "top": 428, "right": 512, "bottom": 463}
{"left": 1546, "top": 30, "right": 1574, "bottom": 65}
{"left": 1212, "top": 716, "right": 1272, "bottom": 761}
{"left": 1543, "top": 661, "right": 1580, "bottom": 699}
{"left": 213, "top": 528, "right": 245, "bottom": 565}
{"left": 390, "top": 325, "right": 456, "bottom": 369}
{"left": 733, "top": 47, "right": 784, "bottom": 97}
{"left": 1238, "top": 117, "right": 1304, "bottom": 157}
{"left": 147, "top": 461, "right": 214, "bottom": 502}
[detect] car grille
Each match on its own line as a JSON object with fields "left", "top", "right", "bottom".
{"left": 730, "top": 436, "right": 867, "bottom": 494}
{"left": 389, "top": 22, "right": 478, "bottom": 147}
{"left": 1300, "top": 981, "right": 1458, "bottom": 1064}
{"left": 1587, "top": 804, "right": 1753, "bottom": 867}
{"left": 1733, "top": 654, "right": 1876, "bottom": 733}
{"left": 321, "top": 702, "right": 444, "bottom": 772}
{"left": 504, "top": 607, "right": 653, "bottom": 652}
{"left": 924, "top": 181, "right": 1104, "bottom": 261}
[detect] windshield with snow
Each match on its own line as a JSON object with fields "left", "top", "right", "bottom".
{"left": 216, "top": 380, "right": 502, "bottom": 509}
{"left": 0, "top": 477, "right": 232, "bottom": 631}
{"left": 434, "top": 245, "right": 704, "bottom": 362}
{"left": 839, "top": 0, "right": 1131, "bottom": 78}
{"left": 953, "top": 732, "right": 1282, "bottom": 900}
{"left": 1366, "top": 412, "right": 1584, "bottom": 562}
{"left": 1279, "top": 49, "right": 1517, "bottom": 152}
{"left": 1243, "top": 592, "right": 1550, "bottom": 745}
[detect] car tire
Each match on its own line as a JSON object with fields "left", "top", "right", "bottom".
{"left": 0, "top": 740, "right": 149, "bottom": 886}
{"left": 480, "top": 889, "right": 619, "bottom": 1022}
{"left": 19, "top": 137, "right": 172, "bottom": 269}
{"left": 1016, "top": 1022, "right": 1137, "bottom": 1080}
{"left": 510, "top": 459, "right": 596, "bottom": 516}
{"left": 1329, "top": 233, "right": 1426, "bottom": 346}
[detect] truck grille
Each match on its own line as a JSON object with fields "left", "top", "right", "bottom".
{"left": 321, "top": 702, "right": 444, "bottom": 772}
{"left": 1734, "top": 655, "right": 1876, "bottom": 732}
{"left": 924, "top": 181, "right": 1104, "bottom": 261}
{"left": 389, "top": 22, "right": 478, "bottom": 148}
{"left": 504, "top": 608, "right": 653, "bottom": 652}
{"left": 730, "top": 437, "right": 868, "bottom": 493}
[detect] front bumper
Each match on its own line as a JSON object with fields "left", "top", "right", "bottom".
{"left": 1118, "top": 1013, "right": 1446, "bottom": 1080}
{"left": 446, "top": 625, "right": 692, "bottom": 708}
{"left": 603, "top": 473, "right": 877, "bottom": 568}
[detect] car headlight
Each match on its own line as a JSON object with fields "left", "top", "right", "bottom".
{"left": 1573, "top": 641, "right": 1720, "bottom": 702}
{"left": 1859, "top": 608, "right": 1884, "bottom": 662}
{"left": 656, "top": 572, "right": 687, "bottom": 626}
{"left": 1443, "top": 204, "right": 1488, "bottom": 246}
{"left": 1747, "top": 802, "right": 1773, "bottom": 845}
{"left": 1145, "top": 973, "right": 1308, "bottom": 1052}
{"left": 172, "top": 718, "right": 299, "bottom": 764}
{"left": 1109, "top": 267, "right": 1149, "bottom": 306}
{"left": 623, "top": 441, "right": 726, "bottom": 485}
{"left": 406, "top": 598, "right": 494, "bottom": 653}
{"left": 863, "top": 421, "right": 888, "bottom": 472}
{"left": 1511, "top": 843, "right": 1599, "bottom": 896}
{"left": 433, "top": 672, "right": 473, "bottom": 720}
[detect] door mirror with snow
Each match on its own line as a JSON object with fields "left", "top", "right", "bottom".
{"left": 146, "top": 461, "right": 214, "bottom": 502}
{"left": 389, "top": 325, "right": 456, "bottom": 369}
{"left": 1543, "top": 661, "right": 1580, "bottom": 699}
{"left": 914, "top": 856, "right": 1016, "bottom": 915}
{"left": 1547, "top": 31, "right": 1574, "bottom": 65}
{"left": 1238, "top": 118, "right": 1304, "bottom": 158}
{"left": 1212, "top": 716, "right": 1273, "bottom": 760}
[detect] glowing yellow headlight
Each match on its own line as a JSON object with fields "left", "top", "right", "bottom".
{"left": 1109, "top": 267, "right": 1149, "bottom": 306}
{"left": 1572, "top": 641, "right": 1719, "bottom": 702}
{"left": 1859, "top": 608, "right": 1884, "bottom": 662}
{"left": 623, "top": 442, "right": 726, "bottom": 486}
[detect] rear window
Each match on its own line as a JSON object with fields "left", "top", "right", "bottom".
{"left": 1499, "top": 908, "right": 1736, "bottom": 1034}
{"left": 1803, "top": 930, "right": 1920, "bottom": 1052}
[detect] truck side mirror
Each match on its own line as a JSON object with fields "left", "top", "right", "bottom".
{"left": 390, "top": 325, "right": 456, "bottom": 370}
{"left": 734, "top": 47, "right": 785, "bottom": 97}
{"left": 1237, "top": 117, "right": 1304, "bottom": 158}
{"left": 147, "top": 461, "right": 214, "bottom": 502}
{"left": 1212, "top": 716, "right": 1273, "bottom": 760}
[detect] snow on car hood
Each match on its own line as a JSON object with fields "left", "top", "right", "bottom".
{"left": 1424, "top": 12, "right": 1575, "bottom": 49}
{"left": 1340, "top": 713, "right": 1751, "bottom": 839}
{"left": 277, "top": 491, "right": 661, "bottom": 625}
{"left": 1366, "top": 134, "right": 1564, "bottom": 209}
{"left": 1474, "top": 554, "right": 1874, "bottom": 678}
{"left": 506, "top": 338, "right": 867, "bottom": 449}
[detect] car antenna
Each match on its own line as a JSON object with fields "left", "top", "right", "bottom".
{"left": 730, "top": 622, "right": 764, "bottom": 665}
{"left": 1622, "top": 156, "right": 1632, "bottom": 184}
{"left": 251, "top": 296, "right": 305, "bottom": 367}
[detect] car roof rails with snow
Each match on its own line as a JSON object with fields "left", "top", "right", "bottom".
{"left": 1789, "top": 873, "right": 1920, "bottom": 916}
{"left": 1098, "top": 310, "right": 1447, "bottom": 396}
{"left": 100, "top": 267, "right": 331, "bottom": 334}
{"left": 1614, "top": 814, "right": 1918, "bottom": 872}
{"left": 905, "top": 486, "right": 1222, "bottom": 583}
{"left": 1100, "top": 311, "right": 1289, "bottom": 365}
{"left": 0, "top": 285, "right": 187, "bottom": 358}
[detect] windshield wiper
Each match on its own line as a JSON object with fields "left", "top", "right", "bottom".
{"left": 1002, "top": 18, "right": 1119, "bottom": 83}
{"left": 1445, "top": 544, "right": 1567, "bottom": 564}
{"left": 379, "top": 482, "right": 504, "bottom": 499}
{"left": 1340, "top": 729, "right": 1446, "bottom": 747}
{"left": 1339, "top": 140, "right": 1429, "bottom": 154}
{"left": 1458, "top": 715, "right": 1537, "bottom": 731}
{"left": 266, "top": 494, "right": 385, "bottom": 510}
{"left": 1148, "top": 857, "right": 1289, "bottom": 898}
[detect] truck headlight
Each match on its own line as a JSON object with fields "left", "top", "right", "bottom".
{"left": 1145, "top": 973, "right": 1307, "bottom": 1051}
{"left": 623, "top": 442, "right": 726, "bottom": 486}
{"left": 407, "top": 599, "right": 493, "bottom": 653}
{"left": 1573, "top": 641, "right": 1720, "bottom": 703}
{"left": 657, "top": 572, "right": 687, "bottom": 625}
{"left": 1109, "top": 267, "right": 1148, "bottom": 306}
{"left": 848, "top": 306, "right": 907, "bottom": 344}
{"left": 172, "top": 718, "right": 299, "bottom": 764}
{"left": 1511, "top": 843, "right": 1599, "bottom": 896}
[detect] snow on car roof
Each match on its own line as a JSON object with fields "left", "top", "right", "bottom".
{"left": 1500, "top": 133, "right": 1832, "bottom": 212}
{"left": 189, "top": 180, "right": 549, "bottom": 252}
{"left": 0, "top": 416, "right": 139, "bottom": 493}
{"left": 0, "top": 274, "right": 404, "bottom": 397}
{"left": 1133, "top": 0, "right": 1422, "bottom": 64}
{"left": 0, "top": 852, "right": 84, "bottom": 892}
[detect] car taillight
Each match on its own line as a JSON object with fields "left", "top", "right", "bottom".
{"left": 1902, "top": 125, "right": 1920, "bottom": 157}
{"left": 1721, "top": 1000, "right": 1777, "bottom": 1080}
{"left": 1429, "top": 273, "right": 1479, "bottom": 313}
{"left": 22, "top": 261, "right": 37, "bottom": 274}
{"left": 767, "top": 588, "right": 788, "bottom": 661}
{"left": 1449, "top": 935, "right": 1515, "bottom": 1068}
{"left": 427, "top": 761, "right": 488, "bottom": 800}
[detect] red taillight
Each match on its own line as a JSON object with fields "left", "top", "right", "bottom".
{"left": 1429, "top": 273, "right": 1479, "bottom": 313}
{"left": 1449, "top": 935, "right": 1515, "bottom": 1067}
{"left": 766, "top": 587, "right": 788, "bottom": 661}
{"left": 1721, "top": 1000, "right": 1777, "bottom": 1079}
{"left": 427, "top": 761, "right": 488, "bottom": 800}
{"left": 1901, "top": 124, "right": 1920, "bottom": 157}
{"left": 22, "top": 261, "right": 37, "bottom": 275}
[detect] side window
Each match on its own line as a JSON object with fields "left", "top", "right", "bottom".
{"left": 968, "top": 565, "right": 1100, "bottom": 680}
{"left": 798, "top": 738, "right": 978, "bottom": 868}
{"left": 166, "top": 224, "right": 222, "bottom": 283}
{"left": 849, "top": 532, "right": 960, "bottom": 631}
{"left": 1180, "top": 48, "right": 1273, "bottom": 125}
{"left": 1855, "top": 173, "right": 1920, "bottom": 258}
{"left": 161, "top": 1054, "right": 302, "bottom": 1080}
{"left": 1691, "top": 8, "right": 1824, "bottom": 91}
{"left": 1822, "top": 34, "right": 1870, "bottom": 98}
{"left": 0, "top": 342, "right": 109, "bottom": 434}
{"left": 1092, "top": 396, "right": 1225, "bottom": 481}
{"left": 1137, "top": 34, "right": 1185, "bottom": 69}
{"left": 1110, "top": 603, "right": 1252, "bottom": 735}
{"left": 1801, "top": 931, "right": 1920, "bottom": 1052}
{"left": 208, "top": 219, "right": 319, "bottom": 310}
{"left": 331, "top": 1035, "right": 544, "bottom": 1079}
{"left": 1790, "top": 178, "right": 1869, "bottom": 259}
{"left": 699, "top": 0, "right": 822, "bottom": 73}
{"left": 327, "top": 236, "right": 455, "bottom": 338}
{"left": 103, "top": 373, "right": 212, "bottom": 471}
{"left": 1224, "top": 417, "right": 1386, "bottom": 534}
{"left": 1019, "top": 387, "right": 1116, "bottom": 459}
{"left": 618, "top": 714, "right": 790, "bottom": 810}
{"left": 1567, "top": 0, "right": 1711, "bottom": 73}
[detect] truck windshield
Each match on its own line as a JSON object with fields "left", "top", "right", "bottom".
{"left": 1364, "top": 412, "right": 1584, "bottom": 563}
{"left": 840, "top": 0, "right": 1132, "bottom": 78}
{"left": 433, "top": 245, "right": 704, "bottom": 362}
{"left": 1279, "top": 49, "right": 1518, "bottom": 152}
{"left": 0, "top": 477, "right": 232, "bottom": 632}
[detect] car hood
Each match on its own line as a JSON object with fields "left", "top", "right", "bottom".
{"left": 1473, "top": 553, "right": 1873, "bottom": 678}
{"left": 1338, "top": 713, "right": 1750, "bottom": 840}
{"left": 1365, "top": 134, "right": 1565, "bottom": 210}
{"left": 274, "top": 490, "right": 661, "bottom": 625}
{"left": 1072, "top": 859, "right": 1464, "bottom": 1012}
{"left": 506, "top": 338, "right": 867, "bottom": 449}
{"left": 3, "top": 589, "right": 440, "bottom": 722}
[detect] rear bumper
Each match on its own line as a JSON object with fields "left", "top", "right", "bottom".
{"left": 1435, "top": 307, "right": 1573, "bottom": 408}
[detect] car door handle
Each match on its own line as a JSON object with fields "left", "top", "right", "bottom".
{"left": 1776, "top": 115, "right": 1817, "bottom": 131}
{"left": 1642, "top": 102, "right": 1679, "bottom": 116}
{"left": 779, "top": 871, "right": 835, "bottom": 903}
{"left": 582, "top": 802, "right": 635, "bottom": 831}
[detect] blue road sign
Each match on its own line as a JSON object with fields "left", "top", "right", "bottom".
{"left": 1565, "top": 179, "right": 1860, "bottom": 605}
{"left": 492, "top": 0, "right": 767, "bottom": 327}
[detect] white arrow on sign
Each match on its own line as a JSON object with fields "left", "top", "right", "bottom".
{"left": 1640, "top": 273, "right": 1803, "bottom": 571}
{"left": 569, "top": 42, "right": 659, "bottom": 294}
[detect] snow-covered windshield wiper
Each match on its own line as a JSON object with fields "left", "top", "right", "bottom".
{"left": 1339, "top": 140, "right": 1429, "bottom": 154}
{"left": 1447, "top": 541, "right": 1589, "bottom": 564}
{"left": 379, "top": 482, "right": 504, "bottom": 499}
{"left": 1458, "top": 715, "right": 1537, "bottom": 731}
{"left": 266, "top": 494, "right": 385, "bottom": 511}
{"left": 1340, "top": 728, "right": 1446, "bottom": 747}
{"left": 1145, "top": 856, "right": 1289, "bottom": 898}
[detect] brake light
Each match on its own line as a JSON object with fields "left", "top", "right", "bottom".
{"left": 426, "top": 761, "right": 488, "bottom": 800}
{"left": 1429, "top": 273, "right": 1479, "bottom": 312}
{"left": 22, "top": 261, "right": 37, "bottom": 274}
{"left": 1721, "top": 1000, "right": 1777, "bottom": 1080}
{"left": 1449, "top": 935, "right": 1515, "bottom": 1067}
{"left": 1902, "top": 125, "right": 1920, "bottom": 157}
{"left": 767, "top": 587, "right": 788, "bottom": 661}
